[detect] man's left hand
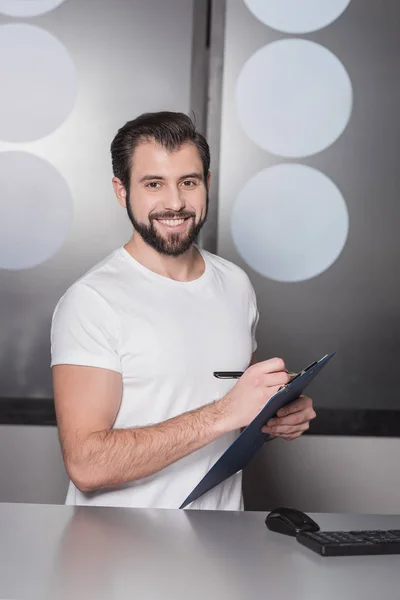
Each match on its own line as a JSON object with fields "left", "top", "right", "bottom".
{"left": 262, "top": 395, "right": 316, "bottom": 440}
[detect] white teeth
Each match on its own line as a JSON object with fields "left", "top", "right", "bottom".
{"left": 158, "top": 219, "right": 185, "bottom": 227}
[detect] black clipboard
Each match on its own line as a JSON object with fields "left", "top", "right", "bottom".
{"left": 180, "top": 353, "right": 335, "bottom": 509}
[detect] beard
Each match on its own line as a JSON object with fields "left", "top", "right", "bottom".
{"left": 126, "top": 194, "right": 208, "bottom": 257}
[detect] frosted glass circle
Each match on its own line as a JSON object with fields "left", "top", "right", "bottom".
{"left": 236, "top": 39, "right": 352, "bottom": 157}
{"left": 0, "top": 152, "right": 73, "bottom": 270}
{"left": 244, "top": 0, "right": 351, "bottom": 34}
{"left": 231, "top": 164, "right": 349, "bottom": 282}
{"left": 0, "top": 0, "right": 67, "bottom": 17}
{"left": 0, "top": 24, "right": 77, "bottom": 142}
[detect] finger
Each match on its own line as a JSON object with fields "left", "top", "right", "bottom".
{"left": 263, "top": 422, "right": 310, "bottom": 436}
{"left": 266, "top": 421, "right": 310, "bottom": 435}
{"left": 267, "top": 408, "right": 316, "bottom": 428}
{"left": 256, "top": 357, "right": 287, "bottom": 375}
{"left": 261, "top": 371, "right": 290, "bottom": 389}
{"left": 276, "top": 395, "right": 314, "bottom": 417}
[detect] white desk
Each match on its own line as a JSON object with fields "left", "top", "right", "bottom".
{"left": 0, "top": 503, "right": 399, "bottom": 599}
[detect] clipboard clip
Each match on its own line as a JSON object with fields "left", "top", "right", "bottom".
{"left": 285, "top": 360, "right": 318, "bottom": 385}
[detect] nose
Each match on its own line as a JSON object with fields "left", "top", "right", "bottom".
{"left": 164, "top": 185, "right": 186, "bottom": 212}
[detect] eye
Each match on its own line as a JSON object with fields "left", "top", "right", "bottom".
{"left": 181, "top": 180, "right": 196, "bottom": 188}
{"left": 146, "top": 181, "right": 161, "bottom": 189}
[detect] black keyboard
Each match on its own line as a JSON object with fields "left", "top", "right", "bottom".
{"left": 297, "top": 529, "right": 400, "bottom": 556}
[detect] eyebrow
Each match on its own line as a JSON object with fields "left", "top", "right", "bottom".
{"left": 139, "top": 172, "right": 203, "bottom": 183}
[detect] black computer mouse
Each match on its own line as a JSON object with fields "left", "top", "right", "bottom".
{"left": 265, "top": 507, "right": 320, "bottom": 537}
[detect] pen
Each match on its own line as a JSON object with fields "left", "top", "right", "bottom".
{"left": 213, "top": 371, "right": 299, "bottom": 380}
{"left": 213, "top": 371, "right": 243, "bottom": 379}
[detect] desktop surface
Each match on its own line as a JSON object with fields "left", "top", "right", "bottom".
{"left": 0, "top": 503, "right": 399, "bottom": 599}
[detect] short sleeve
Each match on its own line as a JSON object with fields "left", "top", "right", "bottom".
{"left": 51, "top": 283, "right": 122, "bottom": 373}
{"left": 248, "top": 280, "right": 259, "bottom": 353}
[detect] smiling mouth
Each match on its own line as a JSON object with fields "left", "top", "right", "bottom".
{"left": 155, "top": 217, "right": 192, "bottom": 228}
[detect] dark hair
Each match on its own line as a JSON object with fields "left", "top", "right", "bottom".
{"left": 110, "top": 111, "right": 210, "bottom": 194}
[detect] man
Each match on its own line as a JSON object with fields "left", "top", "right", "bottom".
{"left": 51, "top": 112, "right": 315, "bottom": 510}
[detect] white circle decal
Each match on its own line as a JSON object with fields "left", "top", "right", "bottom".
{"left": 236, "top": 39, "right": 353, "bottom": 158}
{"left": 243, "top": 0, "right": 351, "bottom": 34}
{"left": 231, "top": 164, "right": 349, "bottom": 282}
{"left": 0, "top": 0, "right": 67, "bottom": 17}
{"left": 0, "top": 152, "right": 73, "bottom": 270}
{"left": 0, "top": 24, "right": 77, "bottom": 142}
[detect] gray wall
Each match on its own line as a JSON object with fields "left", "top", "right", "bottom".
{"left": 216, "top": 0, "right": 400, "bottom": 411}
{"left": 243, "top": 437, "right": 400, "bottom": 514}
{"left": 218, "top": 0, "right": 400, "bottom": 513}
{"left": 0, "top": 0, "right": 194, "bottom": 398}
{"left": 0, "top": 426, "right": 67, "bottom": 504}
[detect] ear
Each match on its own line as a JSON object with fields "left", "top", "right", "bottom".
{"left": 112, "top": 177, "right": 127, "bottom": 208}
{"left": 206, "top": 171, "right": 211, "bottom": 191}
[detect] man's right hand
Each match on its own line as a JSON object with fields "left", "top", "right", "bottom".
{"left": 217, "top": 358, "right": 289, "bottom": 432}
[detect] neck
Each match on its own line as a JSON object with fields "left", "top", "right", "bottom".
{"left": 124, "top": 235, "right": 205, "bottom": 282}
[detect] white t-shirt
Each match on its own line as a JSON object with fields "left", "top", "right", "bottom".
{"left": 51, "top": 246, "right": 259, "bottom": 510}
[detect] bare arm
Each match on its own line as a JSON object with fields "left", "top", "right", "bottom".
{"left": 53, "top": 364, "right": 231, "bottom": 493}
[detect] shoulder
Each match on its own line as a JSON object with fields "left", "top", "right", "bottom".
{"left": 53, "top": 249, "right": 126, "bottom": 318}
{"left": 201, "top": 248, "right": 254, "bottom": 289}
{"left": 74, "top": 247, "right": 128, "bottom": 291}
